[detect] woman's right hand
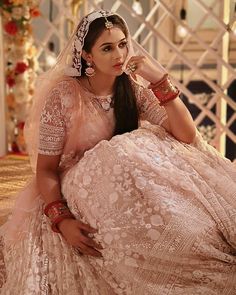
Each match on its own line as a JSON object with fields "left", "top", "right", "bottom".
{"left": 57, "top": 218, "right": 103, "bottom": 257}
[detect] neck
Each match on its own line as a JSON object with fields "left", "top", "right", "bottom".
{"left": 87, "top": 72, "right": 116, "bottom": 96}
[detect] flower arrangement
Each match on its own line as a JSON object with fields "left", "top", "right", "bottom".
{"left": 0, "top": 0, "right": 40, "bottom": 153}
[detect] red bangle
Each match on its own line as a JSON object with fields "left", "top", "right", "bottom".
{"left": 44, "top": 200, "right": 74, "bottom": 233}
{"left": 149, "top": 74, "right": 180, "bottom": 106}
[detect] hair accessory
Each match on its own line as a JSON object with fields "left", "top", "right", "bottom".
{"left": 44, "top": 200, "right": 74, "bottom": 233}
{"left": 104, "top": 17, "right": 113, "bottom": 29}
{"left": 85, "top": 61, "right": 95, "bottom": 77}
{"left": 149, "top": 74, "right": 180, "bottom": 106}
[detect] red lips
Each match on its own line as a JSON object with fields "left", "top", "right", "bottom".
{"left": 113, "top": 62, "right": 123, "bottom": 67}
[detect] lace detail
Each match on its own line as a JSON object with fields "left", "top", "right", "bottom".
{"left": 38, "top": 80, "right": 77, "bottom": 155}
{"left": 1, "top": 125, "right": 236, "bottom": 294}
{"left": 61, "top": 126, "right": 236, "bottom": 294}
{"left": 134, "top": 82, "right": 168, "bottom": 126}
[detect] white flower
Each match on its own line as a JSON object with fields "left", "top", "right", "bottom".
{"left": 62, "top": 95, "right": 74, "bottom": 108}
{"left": 150, "top": 214, "right": 163, "bottom": 226}
{"left": 78, "top": 188, "right": 88, "bottom": 199}
{"left": 124, "top": 257, "right": 138, "bottom": 267}
{"left": 109, "top": 192, "right": 119, "bottom": 204}
{"left": 135, "top": 176, "right": 146, "bottom": 189}
{"left": 104, "top": 233, "right": 113, "bottom": 244}
{"left": 12, "top": 7, "right": 23, "bottom": 20}
{"left": 82, "top": 175, "right": 91, "bottom": 186}
{"left": 147, "top": 229, "right": 160, "bottom": 240}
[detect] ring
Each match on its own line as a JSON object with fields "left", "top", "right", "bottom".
{"left": 128, "top": 63, "right": 137, "bottom": 72}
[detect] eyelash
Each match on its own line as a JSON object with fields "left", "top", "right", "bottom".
{"left": 103, "top": 41, "right": 127, "bottom": 52}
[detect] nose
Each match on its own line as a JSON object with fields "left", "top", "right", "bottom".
{"left": 113, "top": 46, "right": 124, "bottom": 60}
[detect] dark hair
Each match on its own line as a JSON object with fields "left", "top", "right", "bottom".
{"left": 80, "top": 15, "right": 139, "bottom": 135}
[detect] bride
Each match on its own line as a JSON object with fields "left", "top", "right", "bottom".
{"left": 0, "top": 10, "right": 235, "bottom": 295}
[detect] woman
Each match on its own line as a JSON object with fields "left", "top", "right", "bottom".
{"left": 0, "top": 10, "right": 235, "bottom": 295}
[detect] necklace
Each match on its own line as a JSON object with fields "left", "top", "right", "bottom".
{"left": 86, "top": 77, "right": 114, "bottom": 111}
{"left": 93, "top": 94, "right": 114, "bottom": 111}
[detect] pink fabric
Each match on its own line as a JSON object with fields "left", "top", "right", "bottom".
{"left": 0, "top": 78, "right": 236, "bottom": 294}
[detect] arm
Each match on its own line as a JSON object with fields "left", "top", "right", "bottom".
{"left": 128, "top": 56, "right": 196, "bottom": 143}
{"left": 36, "top": 154, "right": 62, "bottom": 205}
{"left": 36, "top": 153, "right": 102, "bottom": 257}
{"left": 37, "top": 80, "right": 102, "bottom": 256}
{"left": 160, "top": 97, "right": 196, "bottom": 144}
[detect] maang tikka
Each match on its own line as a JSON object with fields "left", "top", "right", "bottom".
{"left": 104, "top": 16, "right": 113, "bottom": 29}
{"left": 85, "top": 61, "right": 95, "bottom": 77}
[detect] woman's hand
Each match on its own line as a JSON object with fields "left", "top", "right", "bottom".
{"left": 58, "top": 218, "right": 103, "bottom": 257}
{"left": 125, "top": 55, "right": 164, "bottom": 84}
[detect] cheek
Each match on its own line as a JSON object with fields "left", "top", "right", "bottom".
{"left": 123, "top": 46, "right": 128, "bottom": 58}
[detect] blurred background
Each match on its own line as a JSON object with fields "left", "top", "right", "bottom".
{"left": 0, "top": 0, "right": 236, "bottom": 160}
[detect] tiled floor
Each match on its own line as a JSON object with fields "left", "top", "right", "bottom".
{"left": 0, "top": 155, "right": 32, "bottom": 225}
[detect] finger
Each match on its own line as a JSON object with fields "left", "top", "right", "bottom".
{"left": 80, "top": 235, "right": 103, "bottom": 250}
{"left": 78, "top": 243, "right": 103, "bottom": 257}
{"left": 76, "top": 221, "right": 97, "bottom": 233}
{"left": 75, "top": 248, "right": 84, "bottom": 256}
{"left": 128, "top": 55, "right": 145, "bottom": 60}
{"left": 130, "top": 73, "right": 137, "bottom": 80}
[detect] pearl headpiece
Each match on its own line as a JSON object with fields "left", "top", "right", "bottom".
{"left": 104, "top": 17, "right": 113, "bottom": 29}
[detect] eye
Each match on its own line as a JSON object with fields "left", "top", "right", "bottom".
{"left": 119, "top": 41, "right": 127, "bottom": 48}
{"left": 102, "top": 45, "right": 112, "bottom": 52}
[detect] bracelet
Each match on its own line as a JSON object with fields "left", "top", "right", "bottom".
{"left": 44, "top": 200, "right": 74, "bottom": 233}
{"left": 149, "top": 74, "right": 180, "bottom": 106}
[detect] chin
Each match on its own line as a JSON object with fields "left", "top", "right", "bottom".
{"left": 116, "top": 71, "right": 124, "bottom": 77}
{"left": 114, "top": 69, "right": 124, "bottom": 76}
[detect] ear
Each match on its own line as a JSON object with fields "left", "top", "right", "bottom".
{"left": 82, "top": 50, "right": 92, "bottom": 63}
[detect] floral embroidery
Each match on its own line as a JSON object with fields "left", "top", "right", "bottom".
{"left": 133, "top": 82, "right": 168, "bottom": 126}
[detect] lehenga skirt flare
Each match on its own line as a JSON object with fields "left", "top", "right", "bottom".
{"left": 0, "top": 124, "right": 236, "bottom": 295}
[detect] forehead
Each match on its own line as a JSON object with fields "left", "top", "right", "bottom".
{"left": 94, "top": 27, "right": 126, "bottom": 46}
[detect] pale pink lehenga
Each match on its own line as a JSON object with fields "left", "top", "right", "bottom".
{"left": 0, "top": 77, "right": 236, "bottom": 295}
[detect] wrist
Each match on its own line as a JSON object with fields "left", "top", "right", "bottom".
{"left": 147, "top": 72, "right": 164, "bottom": 85}
{"left": 149, "top": 72, "right": 166, "bottom": 84}
{"left": 149, "top": 74, "right": 180, "bottom": 106}
{"left": 44, "top": 200, "right": 74, "bottom": 233}
{"left": 57, "top": 217, "right": 74, "bottom": 232}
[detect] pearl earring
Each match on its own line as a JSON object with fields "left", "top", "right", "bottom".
{"left": 85, "top": 61, "right": 95, "bottom": 77}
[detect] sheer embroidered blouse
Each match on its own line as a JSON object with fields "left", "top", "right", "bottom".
{"left": 38, "top": 78, "right": 168, "bottom": 171}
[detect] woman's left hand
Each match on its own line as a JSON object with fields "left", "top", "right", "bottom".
{"left": 125, "top": 55, "right": 164, "bottom": 84}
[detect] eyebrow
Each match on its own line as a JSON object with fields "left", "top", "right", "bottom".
{"left": 99, "top": 38, "right": 127, "bottom": 47}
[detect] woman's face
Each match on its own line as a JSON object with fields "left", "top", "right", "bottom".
{"left": 85, "top": 27, "right": 128, "bottom": 77}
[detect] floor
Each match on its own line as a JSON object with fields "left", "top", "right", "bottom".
{"left": 0, "top": 155, "right": 32, "bottom": 225}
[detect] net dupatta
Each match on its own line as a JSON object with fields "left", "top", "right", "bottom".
{"left": 24, "top": 10, "right": 135, "bottom": 173}
{"left": 24, "top": 9, "right": 168, "bottom": 173}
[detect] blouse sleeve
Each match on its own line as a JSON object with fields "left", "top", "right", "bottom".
{"left": 135, "top": 82, "right": 168, "bottom": 126}
{"left": 38, "top": 85, "right": 66, "bottom": 155}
